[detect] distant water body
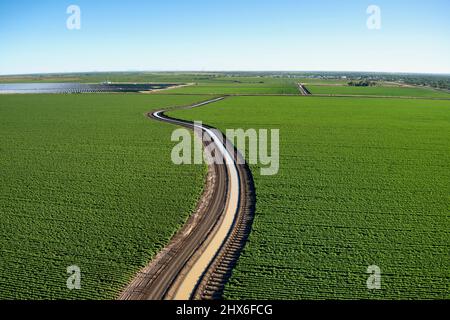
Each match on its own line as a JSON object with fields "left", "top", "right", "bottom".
{"left": 0, "top": 83, "right": 177, "bottom": 94}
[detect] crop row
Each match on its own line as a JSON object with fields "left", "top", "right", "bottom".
{"left": 0, "top": 94, "right": 208, "bottom": 299}
{"left": 168, "top": 96, "right": 450, "bottom": 299}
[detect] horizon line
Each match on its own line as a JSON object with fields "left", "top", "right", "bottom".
{"left": 1, "top": 70, "right": 450, "bottom": 77}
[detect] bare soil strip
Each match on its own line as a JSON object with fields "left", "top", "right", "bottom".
{"left": 298, "top": 83, "right": 312, "bottom": 95}
{"left": 139, "top": 83, "right": 195, "bottom": 94}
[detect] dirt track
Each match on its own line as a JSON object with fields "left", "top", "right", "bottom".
{"left": 298, "top": 83, "right": 311, "bottom": 95}
{"left": 118, "top": 97, "right": 255, "bottom": 300}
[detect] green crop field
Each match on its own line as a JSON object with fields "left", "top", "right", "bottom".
{"left": 168, "top": 96, "right": 450, "bottom": 299}
{"left": 159, "top": 78, "right": 299, "bottom": 95}
{"left": 306, "top": 84, "right": 450, "bottom": 98}
{"left": 0, "top": 94, "right": 208, "bottom": 299}
{"left": 298, "top": 78, "right": 350, "bottom": 85}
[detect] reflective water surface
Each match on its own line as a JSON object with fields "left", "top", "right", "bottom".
{"left": 0, "top": 83, "right": 176, "bottom": 94}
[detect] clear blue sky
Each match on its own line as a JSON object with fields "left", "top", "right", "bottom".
{"left": 1, "top": 0, "right": 449, "bottom": 75}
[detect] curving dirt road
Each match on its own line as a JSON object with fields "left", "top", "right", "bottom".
{"left": 118, "top": 97, "right": 255, "bottom": 300}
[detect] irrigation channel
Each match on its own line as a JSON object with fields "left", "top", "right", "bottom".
{"left": 119, "top": 97, "right": 256, "bottom": 300}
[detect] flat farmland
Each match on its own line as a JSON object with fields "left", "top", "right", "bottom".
{"left": 161, "top": 78, "right": 299, "bottom": 95}
{"left": 307, "top": 84, "right": 450, "bottom": 98}
{"left": 168, "top": 96, "right": 450, "bottom": 299}
{"left": 0, "top": 94, "right": 207, "bottom": 299}
{"left": 299, "top": 78, "right": 350, "bottom": 85}
{"left": 0, "top": 72, "right": 217, "bottom": 84}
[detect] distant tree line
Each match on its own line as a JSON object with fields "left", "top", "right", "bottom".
{"left": 258, "top": 71, "right": 450, "bottom": 91}
{"left": 348, "top": 80, "right": 376, "bottom": 87}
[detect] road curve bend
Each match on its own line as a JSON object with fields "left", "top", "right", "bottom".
{"left": 118, "top": 97, "right": 255, "bottom": 300}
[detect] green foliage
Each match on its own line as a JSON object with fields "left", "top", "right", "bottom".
{"left": 0, "top": 94, "right": 207, "bottom": 299}
{"left": 169, "top": 96, "right": 450, "bottom": 299}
